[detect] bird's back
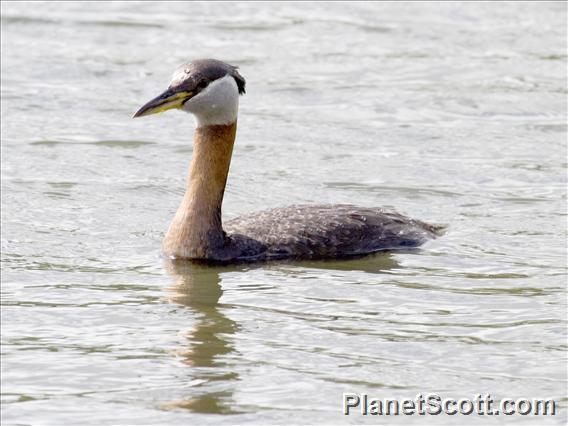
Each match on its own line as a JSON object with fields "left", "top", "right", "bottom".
{"left": 223, "top": 204, "right": 444, "bottom": 261}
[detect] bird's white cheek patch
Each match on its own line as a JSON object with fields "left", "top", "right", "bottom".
{"left": 182, "top": 75, "right": 239, "bottom": 126}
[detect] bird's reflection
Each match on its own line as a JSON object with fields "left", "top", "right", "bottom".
{"left": 298, "top": 251, "right": 402, "bottom": 273}
{"left": 162, "top": 259, "right": 244, "bottom": 414}
{"left": 161, "top": 252, "right": 401, "bottom": 413}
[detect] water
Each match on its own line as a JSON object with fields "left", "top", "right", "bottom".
{"left": 1, "top": 2, "right": 566, "bottom": 424}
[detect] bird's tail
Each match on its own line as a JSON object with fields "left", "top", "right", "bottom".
{"left": 423, "top": 222, "right": 448, "bottom": 238}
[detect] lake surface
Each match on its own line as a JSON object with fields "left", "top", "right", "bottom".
{"left": 1, "top": 2, "right": 566, "bottom": 424}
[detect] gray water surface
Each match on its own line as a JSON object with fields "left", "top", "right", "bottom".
{"left": 1, "top": 2, "right": 567, "bottom": 425}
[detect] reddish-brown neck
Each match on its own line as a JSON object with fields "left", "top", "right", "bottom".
{"left": 162, "top": 122, "right": 237, "bottom": 259}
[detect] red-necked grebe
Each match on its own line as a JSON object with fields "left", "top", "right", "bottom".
{"left": 134, "top": 59, "right": 444, "bottom": 262}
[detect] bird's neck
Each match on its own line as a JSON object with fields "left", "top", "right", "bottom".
{"left": 163, "top": 121, "right": 237, "bottom": 259}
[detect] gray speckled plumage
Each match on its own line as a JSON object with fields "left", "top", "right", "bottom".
{"left": 219, "top": 204, "right": 445, "bottom": 262}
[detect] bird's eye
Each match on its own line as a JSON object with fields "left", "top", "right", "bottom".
{"left": 184, "top": 68, "right": 190, "bottom": 74}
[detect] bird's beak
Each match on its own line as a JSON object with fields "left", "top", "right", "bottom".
{"left": 133, "top": 87, "right": 194, "bottom": 118}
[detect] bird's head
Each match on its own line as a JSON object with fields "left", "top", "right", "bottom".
{"left": 133, "top": 59, "right": 246, "bottom": 126}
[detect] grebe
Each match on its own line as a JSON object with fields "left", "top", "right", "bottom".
{"left": 134, "top": 59, "right": 444, "bottom": 262}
